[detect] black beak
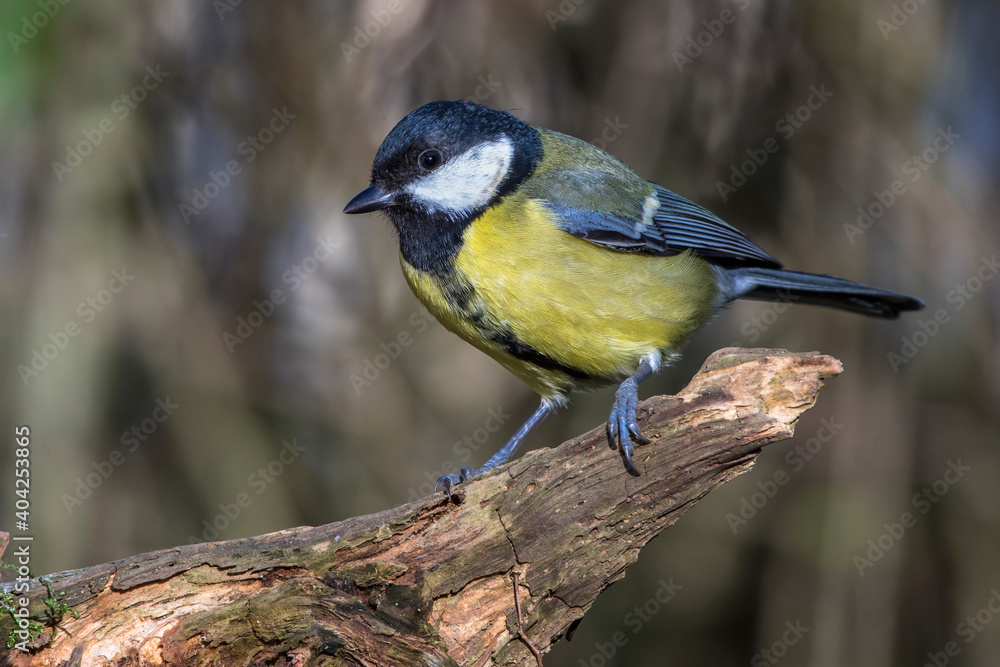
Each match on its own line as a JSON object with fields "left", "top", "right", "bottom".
{"left": 344, "top": 183, "right": 396, "bottom": 214}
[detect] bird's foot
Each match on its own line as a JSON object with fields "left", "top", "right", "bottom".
{"left": 606, "top": 377, "right": 649, "bottom": 476}
{"left": 434, "top": 467, "right": 476, "bottom": 499}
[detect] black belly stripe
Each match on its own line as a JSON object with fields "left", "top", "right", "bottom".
{"left": 443, "top": 278, "right": 474, "bottom": 311}
{"left": 488, "top": 329, "right": 606, "bottom": 383}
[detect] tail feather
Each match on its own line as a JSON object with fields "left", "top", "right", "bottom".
{"left": 718, "top": 267, "right": 924, "bottom": 319}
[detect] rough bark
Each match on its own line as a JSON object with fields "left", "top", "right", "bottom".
{"left": 0, "top": 348, "right": 842, "bottom": 666}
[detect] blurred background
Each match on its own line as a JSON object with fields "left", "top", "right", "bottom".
{"left": 1, "top": 0, "right": 998, "bottom": 664}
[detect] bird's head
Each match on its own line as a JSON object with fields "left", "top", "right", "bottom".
{"left": 344, "top": 100, "right": 541, "bottom": 223}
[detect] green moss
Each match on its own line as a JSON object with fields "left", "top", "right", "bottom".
{"left": 2, "top": 577, "right": 79, "bottom": 650}
{"left": 765, "top": 371, "right": 797, "bottom": 406}
{"left": 2, "top": 591, "right": 43, "bottom": 649}
{"left": 701, "top": 349, "right": 767, "bottom": 373}
{"left": 182, "top": 564, "right": 235, "bottom": 585}
{"left": 336, "top": 561, "right": 406, "bottom": 587}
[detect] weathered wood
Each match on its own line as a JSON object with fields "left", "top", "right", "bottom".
{"left": 0, "top": 348, "right": 842, "bottom": 666}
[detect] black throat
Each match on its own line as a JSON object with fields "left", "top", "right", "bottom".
{"left": 386, "top": 122, "right": 542, "bottom": 275}
{"left": 389, "top": 206, "right": 477, "bottom": 275}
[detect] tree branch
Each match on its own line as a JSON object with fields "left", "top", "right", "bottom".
{"left": 0, "top": 348, "right": 842, "bottom": 666}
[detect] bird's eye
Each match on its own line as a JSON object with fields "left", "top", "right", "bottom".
{"left": 418, "top": 149, "right": 442, "bottom": 170}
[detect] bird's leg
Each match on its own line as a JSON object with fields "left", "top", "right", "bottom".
{"left": 606, "top": 356, "right": 657, "bottom": 476}
{"left": 436, "top": 399, "right": 555, "bottom": 498}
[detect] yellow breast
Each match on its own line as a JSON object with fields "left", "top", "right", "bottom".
{"left": 401, "top": 197, "right": 718, "bottom": 399}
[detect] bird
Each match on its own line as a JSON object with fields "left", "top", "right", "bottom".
{"left": 344, "top": 100, "right": 924, "bottom": 497}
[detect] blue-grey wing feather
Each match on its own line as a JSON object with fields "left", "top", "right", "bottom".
{"left": 549, "top": 183, "right": 781, "bottom": 268}
{"left": 651, "top": 186, "right": 780, "bottom": 267}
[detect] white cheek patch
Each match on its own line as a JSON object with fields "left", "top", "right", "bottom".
{"left": 405, "top": 137, "right": 513, "bottom": 215}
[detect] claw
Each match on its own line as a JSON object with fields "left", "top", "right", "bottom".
{"left": 629, "top": 422, "right": 651, "bottom": 445}
{"left": 625, "top": 384, "right": 650, "bottom": 444}
{"left": 434, "top": 467, "right": 479, "bottom": 499}
{"left": 620, "top": 441, "right": 641, "bottom": 476}
{"left": 606, "top": 377, "right": 645, "bottom": 476}
{"left": 607, "top": 407, "right": 619, "bottom": 450}
{"left": 434, "top": 471, "right": 467, "bottom": 499}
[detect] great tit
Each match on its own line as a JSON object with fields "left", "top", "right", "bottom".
{"left": 344, "top": 100, "right": 923, "bottom": 496}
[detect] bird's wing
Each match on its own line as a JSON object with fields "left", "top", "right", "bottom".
{"left": 549, "top": 183, "right": 782, "bottom": 269}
